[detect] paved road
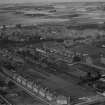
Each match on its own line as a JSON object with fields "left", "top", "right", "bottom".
{"left": 75, "top": 95, "right": 105, "bottom": 105}
{"left": 81, "top": 63, "right": 105, "bottom": 74}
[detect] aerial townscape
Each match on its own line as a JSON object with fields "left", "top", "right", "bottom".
{"left": 1, "top": 1, "right": 105, "bottom": 105}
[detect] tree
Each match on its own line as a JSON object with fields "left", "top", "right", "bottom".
{"left": 16, "top": 24, "right": 22, "bottom": 29}
{"left": 73, "top": 56, "right": 81, "bottom": 62}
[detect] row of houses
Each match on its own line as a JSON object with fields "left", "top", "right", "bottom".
{"left": 2, "top": 67, "right": 70, "bottom": 105}
{"left": 2, "top": 44, "right": 105, "bottom": 68}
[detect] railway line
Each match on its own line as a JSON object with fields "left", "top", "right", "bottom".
{"left": 0, "top": 94, "right": 12, "bottom": 105}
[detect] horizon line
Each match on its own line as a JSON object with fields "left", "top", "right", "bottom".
{"left": 1, "top": 1, "right": 105, "bottom": 4}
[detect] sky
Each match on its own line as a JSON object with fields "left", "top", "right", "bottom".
{"left": 0, "top": 0, "right": 105, "bottom": 4}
